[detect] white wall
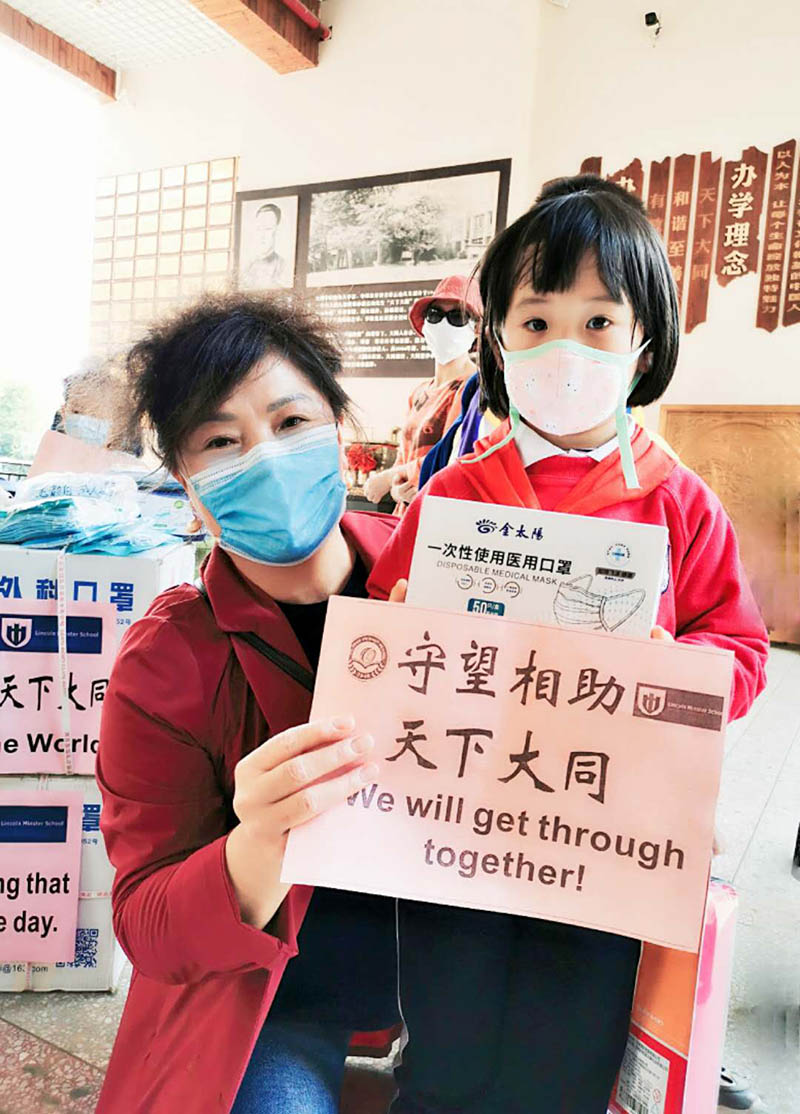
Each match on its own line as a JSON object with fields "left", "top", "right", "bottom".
{"left": 0, "top": 38, "right": 99, "bottom": 454}
{"left": 97, "top": 0, "right": 543, "bottom": 439}
{"left": 529, "top": 0, "right": 800, "bottom": 426}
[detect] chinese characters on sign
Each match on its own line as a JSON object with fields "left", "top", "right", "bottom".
{"left": 686, "top": 152, "right": 722, "bottom": 334}
{"left": 665, "top": 155, "right": 696, "bottom": 304}
{"left": 576, "top": 140, "right": 800, "bottom": 331}
{"left": 283, "top": 597, "right": 733, "bottom": 951}
{"left": 715, "top": 146, "right": 767, "bottom": 287}
{"left": 782, "top": 145, "right": 800, "bottom": 327}
{"left": 758, "top": 141, "right": 796, "bottom": 332}
{"left": 646, "top": 157, "right": 671, "bottom": 239}
{"left": 608, "top": 159, "right": 644, "bottom": 199}
{"left": 0, "top": 601, "right": 116, "bottom": 775}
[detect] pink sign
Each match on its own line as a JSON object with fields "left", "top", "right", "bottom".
{"left": 0, "top": 788, "right": 82, "bottom": 962}
{"left": 0, "top": 599, "right": 117, "bottom": 775}
{"left": 283, "top": 598, "right": 733, "bottom": 951}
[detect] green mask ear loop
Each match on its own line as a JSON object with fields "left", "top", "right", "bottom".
{"left": 465, "top": 402, "right": 520, "bottom": 465}
{"left": 618, "top": 371, "right": 643, "bottom": 490}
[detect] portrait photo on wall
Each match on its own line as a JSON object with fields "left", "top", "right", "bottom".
{"left": 236, "top": 194, "right": 299, "bottom": 290}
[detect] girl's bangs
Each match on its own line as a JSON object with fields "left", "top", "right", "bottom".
{"left": 514, "top": 200, "right": 627, "bottom": 304}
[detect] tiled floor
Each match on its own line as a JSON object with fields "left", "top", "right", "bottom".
{"left": 0, "top": 649, "right": 798, "bottom": 1113}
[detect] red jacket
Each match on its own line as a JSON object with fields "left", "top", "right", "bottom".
{"left": 96, "top": 512, "right": 395, "bottom": 1114}
{"left": 368, "top": 423, "right": 768, "bottom": 721}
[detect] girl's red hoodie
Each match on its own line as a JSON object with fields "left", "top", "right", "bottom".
{"left": 368, "top": 422, "right": 768, "bottom": 722}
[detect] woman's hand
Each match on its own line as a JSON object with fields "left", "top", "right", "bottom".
{"left": 363, "top": 468, "right": 394, "bottom": 504}
{"left": 225, "top": 715, "right": 377, "bottom": 928}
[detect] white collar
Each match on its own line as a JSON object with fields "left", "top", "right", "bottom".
{"left": 514, "top": 417, "right": 632, "bottom": 468}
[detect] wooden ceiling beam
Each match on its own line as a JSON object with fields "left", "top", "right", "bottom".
{"left": 188, "top": 0, "right": 322, "bottom": 74}
{"left": 0, "top": 2, "right": 116, "bottom": 100}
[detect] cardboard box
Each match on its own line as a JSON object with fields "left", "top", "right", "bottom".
{"left": 609, "top": 880, "right": 737, "bottom": 1114}
{"left": 0, "top": 542, "right": 195, "bottom": 646}
{"left": 0, "top": 895, "right": 126, "bottom": 992}
{"left": 0, "top": 775, "right": 125, "bottom": 991}
{"left": 408, "top": 497, "right": 668, "bottom": 639}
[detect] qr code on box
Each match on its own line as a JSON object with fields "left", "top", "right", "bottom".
{"left": 55, "top": 928, "right": 99, "bottom": 970}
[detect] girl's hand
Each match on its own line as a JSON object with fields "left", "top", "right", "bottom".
{"left": 225, "top": 716, "right": 377, "bottom": 927}
{"left": 389, "top": 578, "right": 408, "bottom": 604}
{"left": 650, "top": 626, "right": 674, "bottom": 642}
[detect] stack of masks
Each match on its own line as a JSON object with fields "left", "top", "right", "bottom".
{"left": 0, "top": 472, "right": 178, "bottom": 555}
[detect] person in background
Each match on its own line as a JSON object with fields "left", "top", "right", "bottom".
{"left": 52, "top": 358, "right": 143, "bottom": 455}
{"left": 363, "top": 274, "right": 482, "bottom": 513}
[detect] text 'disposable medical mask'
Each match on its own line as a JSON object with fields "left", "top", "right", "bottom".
{"left": 188, "top": 423, "right": 346, "bottom": 567}
{"left": 553, "top": 574, "right": 646, "bottom": 633}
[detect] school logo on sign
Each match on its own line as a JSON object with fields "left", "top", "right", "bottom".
{"left": 633, "top": 683, "right": 725, "bottom": 732}
{"left": 0, "top": 617, "right": 32, "bottom": 649}
{"left": 634, "top": 684, "right": 667, "bottom": 718}
{"left": 348, "top": 635, "right": 388, "bottom": 681}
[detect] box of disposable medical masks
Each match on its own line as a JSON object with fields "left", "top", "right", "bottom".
{"left": 0, "top": 775, "right": 126, "bottom": 992}
{"left": 407, "top": 496, "right": 669, "bottom": 640}
{"left": 0, "top": 542, "right": 194, "bottom": 646}
{"left": 608, "top": 880, "right": 737, "bottom": 1114}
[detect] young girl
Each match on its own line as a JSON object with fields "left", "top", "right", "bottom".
{"left": 368, "top": 175, "right": 769, "bottom": 1114}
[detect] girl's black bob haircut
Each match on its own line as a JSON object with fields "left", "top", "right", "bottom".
{"left": 127, "top": 291, "right": 351, "bottom": 473}
{"left": 476, "top": 174, "right": 680, "bottom": 419}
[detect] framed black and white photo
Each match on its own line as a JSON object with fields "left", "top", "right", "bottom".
{"left": 236, "top": 194, "right": 299, "bottom": 290}
{"left": 236, "top": 160, "right": 510, "bottom": 375}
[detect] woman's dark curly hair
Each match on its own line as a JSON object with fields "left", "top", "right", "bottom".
{"left": 128, "top": 291, "right": 352, "bottom": 472}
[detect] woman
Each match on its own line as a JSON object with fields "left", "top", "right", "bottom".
{"left": 363, "top": 274, "right": 482, "bottom": 513}
{"left": 96, "top": 293, "right": 401, "bottom": 1114}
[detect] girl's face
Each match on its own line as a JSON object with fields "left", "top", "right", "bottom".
{"left": 500, "top": 253, "right": 646, "bottom": 377}
{"left": 176, "top": 354, "right": 338, "bottom": 537}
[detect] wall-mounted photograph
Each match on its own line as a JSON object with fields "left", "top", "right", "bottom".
{"left": 236, "top": 194, "right": 299, "bottom": 290}
{"left": 306, "top": 170, "right": 500, "bottom": 286}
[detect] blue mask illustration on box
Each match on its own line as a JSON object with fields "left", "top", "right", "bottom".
{"left": 188, "top": 424, "right": 346, "bottom": 566}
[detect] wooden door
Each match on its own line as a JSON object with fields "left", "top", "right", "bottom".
{"left": 660, "top": 405, "right": 800, "bottom": 644}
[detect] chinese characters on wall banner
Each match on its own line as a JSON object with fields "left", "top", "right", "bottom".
{"left": 580, "top": 139, "right": 800, "bottom": 332}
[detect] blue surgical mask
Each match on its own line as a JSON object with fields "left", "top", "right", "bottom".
{"left": 188, "top": 424, "right": 346, "bottom": 566}
{"left": 64, "top": 413, "right": 110, "bottom": 446}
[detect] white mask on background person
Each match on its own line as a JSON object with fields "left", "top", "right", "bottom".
{"left": 64, "top": 413, "right": 111, "bottom": 447}
{"left": 421, "top": 318, "right": 475, "bottom": 366}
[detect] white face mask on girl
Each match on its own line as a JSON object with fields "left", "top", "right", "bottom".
{"left": 421, "top": 319, "right": 475, "bottom": 366}
{"left": 471, "top": 336, "right": 651, "bottom": 490}
{"left": 500, "top": 337, "right": 650, "bottom": 437}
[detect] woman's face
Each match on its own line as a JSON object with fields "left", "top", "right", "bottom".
{"left": 177, "top": 353, "right": 337, "bottom": 536}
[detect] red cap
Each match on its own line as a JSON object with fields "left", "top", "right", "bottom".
{"left": 408, "top": 274, "right": 483, "bottom": 337}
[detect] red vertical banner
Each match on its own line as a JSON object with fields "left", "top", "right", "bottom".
{"left": 580, "top": 157, "right": 602, "bottom": 175}
{"left": 665, "top": 155, "right": 696, "bottom": 305}
{"left": 757, "top": 141, "right": 796, "bottom": 330}
{"left": 686, "top": 152, "right": 722, "bottom": 334}
{"left": 646, "top": 157, "right": 671, "bottom": 239}
{"left": 715, "top": 146, "right": 768, "bottom": 286}
{"left": 607, "top": 159, "right": 644, "bottom": 199}
{"left": 782, "top": 152, "right": 800, "bottom": 327}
